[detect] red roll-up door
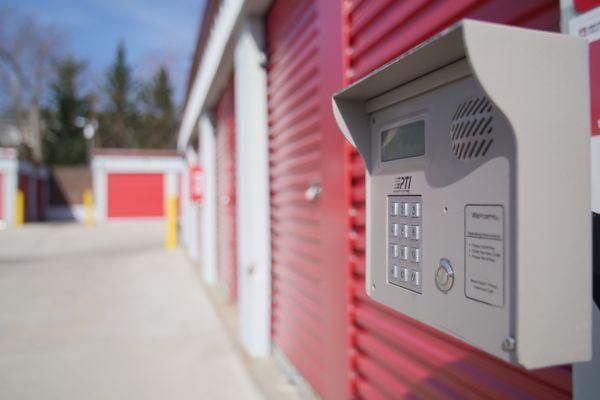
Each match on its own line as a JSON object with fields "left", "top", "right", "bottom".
{"left": 107, "top": 173, "right": 164, "bottom": 218}
{"left": 215, "top": 78, "right": 238, "bottom": 302}
{"left": 267, "top": 1, "right": 348, "bottom": 398}
{"left": 268, "top": 1, "right": 325, "bottom": 390}
{"left": 344, "top": 1, "right": 572, "bottom": 399}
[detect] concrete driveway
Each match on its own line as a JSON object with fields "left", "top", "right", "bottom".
{"left": 0, "top": 222, "right": 264, "bottom": 400}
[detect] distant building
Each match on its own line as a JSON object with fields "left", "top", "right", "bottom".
{"left": 0, "top": 147, "right": 48, "bottom": 227}
{"left": 91, "top": 148, "right": 185, "bottom": 223}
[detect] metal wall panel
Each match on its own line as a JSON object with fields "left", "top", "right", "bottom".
{"left": 215, "top": 78, "right": 238, "bottom": 302}
{"left": 267, "top": 0, "right": 348, "bottom": 397}
{"left": 107, "top": 173, "right": 164, "bottom": 218}
{"left": 344, "top": 1, "right": 571, "bottom": 398}
{"left": 267, "top": 0, "right": 325, "bottom": 394}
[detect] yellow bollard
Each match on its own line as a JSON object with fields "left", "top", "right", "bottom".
{"left": 83, "top": 189, "right": 94, "bottom": 227}
{"left": 15, "top": 190, "right": 24, "bottom": 227}
{"left": 166, "top": 196, "right": 178, "bottom": 249}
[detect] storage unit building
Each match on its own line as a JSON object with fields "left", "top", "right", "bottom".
{"left": 0, "top": 147, "right": 49, "bottom": 227}
{"left": 92, "top": 149, "right": 185, "bottom": 223}
{"left": 178, "top": 0, "right": 597, "bottom": 398}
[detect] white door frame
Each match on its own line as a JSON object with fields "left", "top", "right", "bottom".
{"left": 0, "top": 157, "right": 18, "bottom": 227}
{"left": 185, "top": 146, "right": 201, "bottom": 261}
{"left": 200, "top": 113, "right": 219, "bottom": 284}
{"left": 234, "top": 16, "right": 271, "bottom": 357}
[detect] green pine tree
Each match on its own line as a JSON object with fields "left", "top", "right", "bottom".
{"left": 42, "top": 57, "right": 89, "bottom": 165}
{"left": 98, "top": 41, "right": 137, "bottom": 147}
{"left": 136, "top": 66, "right": 176, "bottom": 148}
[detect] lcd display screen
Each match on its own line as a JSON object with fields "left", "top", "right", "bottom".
{"left": 381, "top": 120, "right": 425, "bottom": 161}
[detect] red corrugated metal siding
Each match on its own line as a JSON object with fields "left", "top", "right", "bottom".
{"left": 268, "top": 0, "right": 349, "bottom": 397}
{"left": 215, "top": 78, "right": 238, "bottom": 302}
{"left": 267, "top": 2, "right": 323, "bottom": 352}
{"left": 268, "top": 0, "right": 338, "bottom": 396}
{"left": 345, "top": 0, "right": 560, "bottom": 82}
{"left": 107, "top": 173, "right": 164, "bottom": 218}
{"left": 344, "top": 1, "right": 571, "bottom": 399}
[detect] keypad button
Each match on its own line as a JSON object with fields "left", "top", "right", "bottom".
{"left": 409, "top": 247, "right": 420, "bottom": 262}
{"left": 389, "top": 265, "right": 399, "bottom": 279}
{"left": 409, "top": 203, "right": 421, "bottom": 218}
{"left": 409, "top": 270, "right": 421, "bottom": 285}
{"left": 399, "top": 267, "right": 408, "bottom": 282}
{"left": 389, "top": 201, "right": 399, "bottom": 216}
{"left": 399, "top": 224, "right": 409, "bottom": 238}
{"left": 389, "top": 223, "right": 398, "bottom": 237}
{"left": 390, "top": 244, "right": 399, "bottom": 258}
{"left": 399, "top": 202, "right": 409, "bottom": 217}
{"left": 399, "top": 246, "right": 409, "bottom": 260}
{"left": 409, "top": 225, "right": 421, "bottom": 241}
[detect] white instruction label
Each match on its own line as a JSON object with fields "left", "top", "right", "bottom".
{"left": 465, "top": 205, "right": 504, "bottom": 307}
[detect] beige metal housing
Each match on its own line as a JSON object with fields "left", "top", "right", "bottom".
{"left": 332, "top": 20, "right": 591, "bottom": 369}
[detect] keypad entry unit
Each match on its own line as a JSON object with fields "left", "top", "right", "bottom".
{"left": 333, "top": 20, "right": 593, "bottom": 368}
{"left": 387, "top": 195, "right": 422, "bottom": 293}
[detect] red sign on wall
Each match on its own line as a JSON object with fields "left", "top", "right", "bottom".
{"left": 575, "top": 0, "right": 600, "bottom": 14}
{"left": 570, "top": 6, "right": 600, "bottom": 136}
{"left": 189, "top": 165, "right": 205, "bottom": 202}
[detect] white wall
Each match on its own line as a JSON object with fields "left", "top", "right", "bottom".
{"left": 0, "top": 158, "right": 18, "bottom": 227}
{"left": 93, "top": 164, "right": 106, "bottom": 223}
{"left": 177, "top": 0, "right": 272, "bottom": 150}
{"left": 182, "top": 149, "right": 192, "bottom": 248}
{"left": 184, "top": 147, "right": 201, "bottom": 262}
{"left": 200, "top": 113, "right": 218, "bottom": 284}
{"left": 234, "top": 17, "right": 271, "bottom": 357}
{"left": 178, "top": 0, "right": 245, "bottom": 150}
{"left": 165, "top": 170, "right": 179, "bottom": 202}
{"left": 593, "top": 136, "right": 600, "bottom": 214}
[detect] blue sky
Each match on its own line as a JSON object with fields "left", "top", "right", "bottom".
{"left": 8, "top": 0, "right": 206, "bottom": 105}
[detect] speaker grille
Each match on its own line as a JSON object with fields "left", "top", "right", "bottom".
{"left": 450, "top": 96, "right": 494, "bottom": 161}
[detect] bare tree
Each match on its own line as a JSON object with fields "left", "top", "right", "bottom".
{"left": 0, "top": 6, "right": 61, "bottom": 161}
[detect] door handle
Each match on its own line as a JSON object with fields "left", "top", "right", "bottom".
{"left": 304, "top": 182, "right": 322, "bottom": 202}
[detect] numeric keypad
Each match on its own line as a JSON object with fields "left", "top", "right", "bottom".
{"left": 387, "top": 195, "right": 422, "bottom": 293}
